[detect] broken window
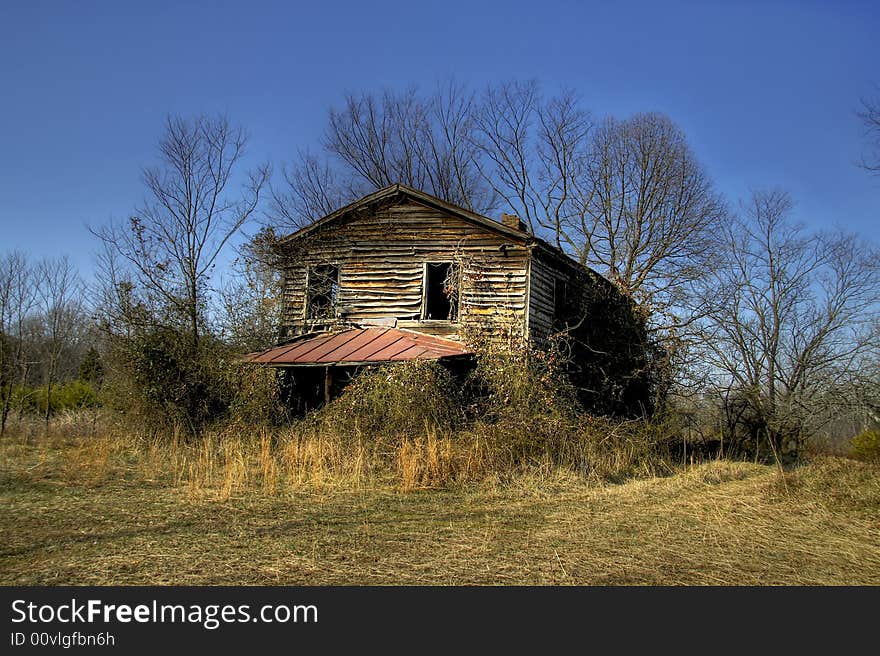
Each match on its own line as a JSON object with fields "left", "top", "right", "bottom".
{"left": 423, "top": 262, "right": 459, "bottom": 321}
{"left": 553, "top": 278, "right": 570, "bottom": 331}
{"left": 306, "top": 264, "right": 339, "bottom": 320}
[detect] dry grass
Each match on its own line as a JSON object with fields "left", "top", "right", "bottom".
{"left": 1, "top": 421, "right": 878, "bottom": 585}
{"left": 1, "top": 405, "right": 672, "bottom": 496}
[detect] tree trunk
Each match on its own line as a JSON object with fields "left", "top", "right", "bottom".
{"left": 0, "top": 380, "right": 11, "bottom": 435}
{"left": 18, "top": 362, "right": 30, "bottom": 421}
{"left": 190, "top": 302, "right": 199, "bottom": 353}
{"left": 44, "top": 377, "right": 52, "bottom": 435}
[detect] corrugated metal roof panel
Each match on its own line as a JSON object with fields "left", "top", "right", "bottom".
{"left": 242, "top": 328, "right": 471, "bottom": 366}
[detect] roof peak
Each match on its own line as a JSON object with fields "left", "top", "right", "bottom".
{"left": 277, "top": 183, "right": 529, "bottom": 245}
{"left": 273, "top": 183, "right": 600, "bottom": 280}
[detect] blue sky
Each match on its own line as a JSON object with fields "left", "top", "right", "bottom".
{"left": 1, "top": 0, "right": 877, "bottom": 276}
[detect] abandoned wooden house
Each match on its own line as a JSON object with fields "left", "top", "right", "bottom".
{"left": 245, "top": 184, "right": 652, "bottom": 415}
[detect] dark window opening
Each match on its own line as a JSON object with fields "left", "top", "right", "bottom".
{"left": 423, "top": 262, "right": 458, "bottom": 321}
{"left": 553, "top": 278, "right": 569, "bottom": 331}
{"left": 306, "top": 264, "right": 339, "bottom": 320}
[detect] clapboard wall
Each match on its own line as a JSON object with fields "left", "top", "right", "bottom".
{"left": 278, "top": 198, "right": 530, "bottom": 342}
{"left": 526, "top": 244, "right": 598, "bottom": 347}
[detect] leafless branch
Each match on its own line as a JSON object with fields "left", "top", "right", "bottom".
{"left": 90, "top": 114, "right": 269, "bottom": 350}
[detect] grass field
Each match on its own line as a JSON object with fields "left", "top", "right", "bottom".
{"left": 1, "top": 429, "right": 879, "bottom": 585}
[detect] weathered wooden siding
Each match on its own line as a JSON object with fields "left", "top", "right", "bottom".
{"left": 527, "top": 246, "right": 595, "bottom": 346}
{"left": 279, "top": 199, "right": 529, "bottom": 342}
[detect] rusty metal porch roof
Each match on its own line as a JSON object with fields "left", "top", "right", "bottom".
{"left": 242, "top": 327, "right": 472, "bottom": 366}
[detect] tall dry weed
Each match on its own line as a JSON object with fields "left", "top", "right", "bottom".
{"left": 9, "top": 414, "right": 675, "bottom": 494}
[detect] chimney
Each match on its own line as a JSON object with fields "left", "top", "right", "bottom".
{"left": 501, "top": 213, "right": 527, "bottom": 232}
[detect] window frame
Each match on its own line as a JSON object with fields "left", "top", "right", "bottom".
{"left": 552, "top": 277, "right": 569, "bottom": 332}
{"left": 420, "top": 261, "right": 460, "bottom": 322}
{"left": 303, "top": 263, "right": 340, "bottom": 321}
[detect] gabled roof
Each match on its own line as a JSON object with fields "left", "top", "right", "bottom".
{"left": 277, "top": 183, "right": 531, "bottom": 246}
{"left": 275, "top": 183, "right": 611, "bottom": 286}
{"left": 242, "top": 327, "right": 472, "bottom": 367}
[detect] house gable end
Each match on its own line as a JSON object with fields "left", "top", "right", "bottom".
{"left": 277, "top": 183, "right": 531, "bottom": 249}
{"left": 277, "top": 189, "right": 532, "bottom": 341}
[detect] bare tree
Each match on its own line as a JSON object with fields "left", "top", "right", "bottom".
{"left": 579, "top": 114, "right": 726, "bottom": 325}
{"left": 0, "top": 252, "right": 38, "bottom": 434}
{"left": 326, "top": 87, "right": 427, "bottom": 190}
{"left": 91, "top": 114, "right": 269, "bottom": 351}
{"left": 699, "top": 189, "right": 880, "bottom": 459}
{"left": 473, "top": 98, "right": 726, "bottom": 401}
{"left": 90, "top": 239, "right": 152, "bottom": 341}
{"left": 35, "top": 256, "right": 83, "bottom": 431}
{"left": 271, "top": 82, "right": 494, "bottom": 227}
{"left": 217, "top": 227, "right": 284, "bottom": 351}
{"left": 278, "top": 80, "right": 597, "bottom": 243}
{"left": 470, "top": 89, "right": 724, "bottom": 336}
{"left": 414, "top": 80, "right": 493, "bottom": 211}
{"left": 858, "top": 86, "right": 880, "bottom": 175}
{"left": 471, "top": 81, "right": 594, "bottom": 244}
{"left": 269, "top": 152, "right": 354, "bottom": 232}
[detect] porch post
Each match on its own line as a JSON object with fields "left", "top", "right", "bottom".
{"left": 324, "top": 366, "right": 332, "bottom": 405}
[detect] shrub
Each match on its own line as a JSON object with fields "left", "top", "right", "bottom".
{"left": 307, "top": 360, "right": 464, "bottom": 441}
{"left": 104, "top": 328, "right": 236, "bottom": 436}
{"left": 458, "top": 341, "right": 675, "bottom": 480}
{"left": 467, "top": 340, "right": 580, "bottom": 424}
{"left": 850, "top": 429, "right": 880, "bottom": 463}
{"left": 78, "top": 348, "right": 105, "bottom": 385}
{"left": 51, "top": 380, "right": 100, "bottom": 411}
{"left": 99, "top": 322, "right": 298, "bottom": 438}
{"left": 13, "top": 380, "right": 100, "bottom": 414}
{"left": 224, "top": 363, "right": 288, "bottom": 426}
